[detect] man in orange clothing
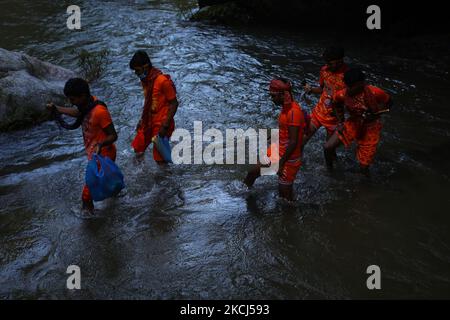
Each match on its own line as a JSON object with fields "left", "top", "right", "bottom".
{"left": 244, "top": 78, "right": 306, "bottom": 201}
{"left": 324, "top": 68, "right": 392, "bottom": 176}
{"left": 303, "top": 46, "right": 349, "bottom": 163}
{"left": 129, "top": 50, "right": 179, "bottom": 164}
{"left": 47, "top": 78, "right": 118, "bottom": 213}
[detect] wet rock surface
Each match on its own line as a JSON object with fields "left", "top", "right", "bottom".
{"left": 0, "top": 48, "right": 75, "bottom": 131}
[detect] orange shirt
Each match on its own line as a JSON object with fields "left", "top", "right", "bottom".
{"left": 142, "top": 74, "right": 177, "bottom": 128}
{"left": 316, "top": 64, "right": 349, "bottom": 115}
{"left": 82, "top": 98, "right": 115, "bottom": 159}
{"left": 333, "top": 85, "right": 390, "bottom": 118}
{"left": 278, "top": 101, "right": 305, "bottom": 160}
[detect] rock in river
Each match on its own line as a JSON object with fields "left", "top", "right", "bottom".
{"left": 0, "top": 47, "right": 76, "bottom": 131}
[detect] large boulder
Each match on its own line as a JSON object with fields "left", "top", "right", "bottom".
{"left": 0, "top": 48, "right": 76, "bottom": 131}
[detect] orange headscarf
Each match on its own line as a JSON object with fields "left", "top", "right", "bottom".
{"left": 269, "top": 78, "right": 293, "bottom": 108}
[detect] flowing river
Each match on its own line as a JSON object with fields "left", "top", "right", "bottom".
{"left": 1, "top": 0, "right": 449, "bottom": 299}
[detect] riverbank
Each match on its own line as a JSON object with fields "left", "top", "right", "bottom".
{"left": 191, "top": 0, "right": 450, "bottom": 63}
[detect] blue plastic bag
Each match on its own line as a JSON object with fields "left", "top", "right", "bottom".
{"left": 85, "top": 154, "right": 125, "bottom": 201}
{"left": 152, "top": 135, "right": 173, "bottom": 163}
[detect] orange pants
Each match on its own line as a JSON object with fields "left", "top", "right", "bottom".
{"left": 310, "top": 106, "right": 338, "bottom": 136}
{"left": 267, "top": 143, "right": 301, "bottom": 185}
{"left": 131, "top": 122, "right": 174, "bottom": 162}
{"left": 337, "top": 118, "right": 382, "bottom": 167}
{"left": 82, "top": 146, "right": 117, "bottom": 203}
{"left": 278, "top": 159, "right": 302, "bottom": 185}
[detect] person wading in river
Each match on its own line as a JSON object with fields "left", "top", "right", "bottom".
{"left": 129, "top": 50, "right": 179, "bottom": 164}
{"left": 244, "top": 78, "right": 306, "bottom": 201}
{"left": 302, "top": 46, "right": 349, "bottom": 164}
{"left": 47, "top": 78, "right": 118, "bottom": 213}
{"left": 324, "top": 68, "right": 392, "bottom": 176}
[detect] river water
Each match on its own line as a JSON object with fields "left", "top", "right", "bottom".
{"left": 1, "top": 0, "right": 450, "bottom": 299}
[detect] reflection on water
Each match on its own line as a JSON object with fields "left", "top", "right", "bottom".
{"left": 0, "top": 0, "right": 450, "bottom": 299}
